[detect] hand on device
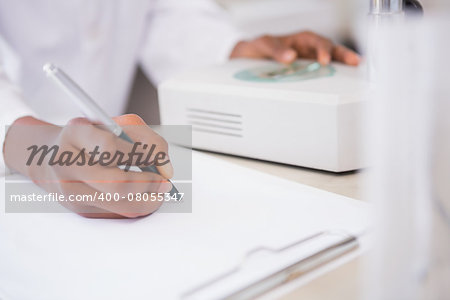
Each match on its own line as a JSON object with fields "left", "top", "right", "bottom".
{"left": 231, "top": 31, "right": 360, "bottom": 66}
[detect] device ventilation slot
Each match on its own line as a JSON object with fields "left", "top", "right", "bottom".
{"left": 187, "top": 108, "right": 243, "bottom": 138}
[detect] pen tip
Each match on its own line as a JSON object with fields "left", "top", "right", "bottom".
{"left": 43, "top": 63, "right": 57, "bottom": 75}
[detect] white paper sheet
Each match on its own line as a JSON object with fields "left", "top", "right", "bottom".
{"left": 0, "top": 151, "right": 369, "bottom": 300}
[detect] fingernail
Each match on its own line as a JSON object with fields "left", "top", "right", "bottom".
{"left": 282, "top": 50, "right": 296, "bottom": 62}
{"left": 160, "top": 162, "right": 174, "bottom": 179}
{"left": 320, "top": 56, "right": 331, "bottom": 66}
{"left": 349, "top": 55, "right": 361, "bottom": 66}
{"left": 158, "top": 181, "right": 173, "bottom": 193}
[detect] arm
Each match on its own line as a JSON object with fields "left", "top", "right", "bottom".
{"left": 138, "top": 0, "right": 242, "bottom": 84}
{"left": 138, "top": 2, "right": 359, "bottom": 85}
{"left": 1, "top": 36, "right": 173, "bottom": 218}
{"left": 0, "top": 35, "right": 36, "bottom": 174}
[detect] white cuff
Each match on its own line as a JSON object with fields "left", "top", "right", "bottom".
{"left": 0, "top": 88, "right": 35, "bottom": 176}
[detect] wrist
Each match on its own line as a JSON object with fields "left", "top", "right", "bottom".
{"left": 3, "top": 116, "right": 61, "bottom": 177}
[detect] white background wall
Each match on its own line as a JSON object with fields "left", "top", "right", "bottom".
{"left": 216, "top": 0, "right": 351, "bottom": 43}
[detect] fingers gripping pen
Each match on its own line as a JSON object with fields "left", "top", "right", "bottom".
{"left": 43, "top": 63, "right": 179, "bottom": 196}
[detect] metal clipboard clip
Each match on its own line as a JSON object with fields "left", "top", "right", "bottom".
{"left": 181, "top": 230, "right": 359, "bottom": 300}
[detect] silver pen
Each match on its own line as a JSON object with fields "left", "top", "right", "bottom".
{"left": 43, "top": 63, "right": 179, "bottom": 196}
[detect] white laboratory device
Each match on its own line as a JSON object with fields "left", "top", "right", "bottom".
{"left": 159, "top": 59, "right": 367, "bottom": 172}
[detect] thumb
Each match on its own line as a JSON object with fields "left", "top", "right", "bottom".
{"left": 113, "top": 114, "right": 146, "bottom": 126}
{"left": 113, "top": 114, "right": 174, "bottom": 179}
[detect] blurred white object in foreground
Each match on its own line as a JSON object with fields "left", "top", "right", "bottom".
{"left": 364, "top": 10, "right": 450, "bottom": 300}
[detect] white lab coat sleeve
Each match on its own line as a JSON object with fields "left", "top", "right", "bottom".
{"left": 138, "top": 0, "right": 242, "bottom": 84}
{"left": 0, "top": 36, "right": 36, "bottom": 174}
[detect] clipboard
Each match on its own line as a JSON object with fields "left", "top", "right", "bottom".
{"left": 0, "top": 150, "right": 370, "bottom": 300}
{"left": 182, "top": 231, "right": 359, "bottom": 300}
